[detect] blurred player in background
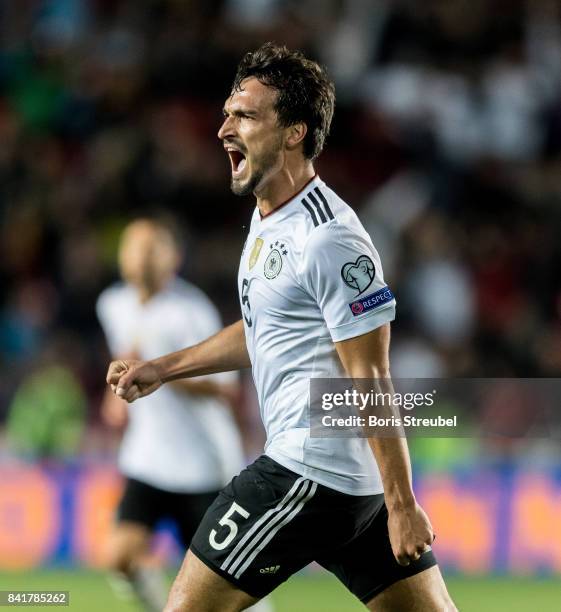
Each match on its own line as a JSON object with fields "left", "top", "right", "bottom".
{"left": 97, "top": 219, "right": 255, "bottom": 611}
{"left": 107, "top": 45, "right": 456, "bottom": 611}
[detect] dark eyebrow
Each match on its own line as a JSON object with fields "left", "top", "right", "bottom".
{"left": 222, "top": 107, "right": 258, "bottom": 118}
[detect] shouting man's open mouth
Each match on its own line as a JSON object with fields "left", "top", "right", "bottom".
{"left": 226, "top": 147, "right": 247, "bottom": 178}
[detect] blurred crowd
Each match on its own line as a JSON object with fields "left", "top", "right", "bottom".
{"left": 1, "top": 0, "right": 561, "bottom": 459}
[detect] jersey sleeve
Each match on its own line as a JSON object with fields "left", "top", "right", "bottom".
{"left": 298, "top": 222, "right": 396, "bottom": 342}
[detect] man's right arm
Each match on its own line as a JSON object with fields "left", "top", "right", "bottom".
{"left": 106, "top": 319, "right": 249, "bottom": 403}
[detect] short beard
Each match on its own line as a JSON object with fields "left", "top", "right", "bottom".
{"left": 230, "top": 140, "right": 282, "bottom": 197}
{"left": 230, "top": 170, "right": 264, "bottom": 197}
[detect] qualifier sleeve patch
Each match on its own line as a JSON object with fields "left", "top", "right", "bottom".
{"left": 349, "top": 286, "right": 394, "bottom": 316}
{"left": 341, "top": 255, "right": 375, "bottom": 296}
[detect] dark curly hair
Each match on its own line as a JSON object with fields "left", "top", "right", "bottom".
{"left": 232, "top": 43, "right": 335, "bottom": 160}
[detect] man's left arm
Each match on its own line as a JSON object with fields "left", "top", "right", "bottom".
{"left": 170, "top": 378, "right": 241, "bottom": 407}
{"left": 335, "top": 323, "right": 435, "bottom": 566}
{"left": 168, "top": 304, "right": 243, "bottom": 406}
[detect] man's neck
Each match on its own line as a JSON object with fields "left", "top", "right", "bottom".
{"left": 137, "top": 287, "right": 157, "bottom": 304}
{"left": 255, "top": 163, "right": 315, "bottom": 217}
{"left": 136, "top": 279, "right": 171, "bottom": 304}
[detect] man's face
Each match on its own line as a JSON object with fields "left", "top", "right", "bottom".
{"left": 119, "top": 222, "right": 178, "bottom": 293}
{"left": 218, "top": 77, "right": 285, "bottom": 196}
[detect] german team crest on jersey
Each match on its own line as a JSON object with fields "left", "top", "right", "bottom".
{"left": 249, "top": 238, "right": 264, "bottom": 270}
{"left": 341, "top": 255, "right": 375, "bottom": 296}
{"left": 264, "top": 240, "right": 287, "bottom": 279}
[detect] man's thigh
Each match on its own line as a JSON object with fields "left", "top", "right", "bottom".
{"left": 366, "top": 565, "right": 457, "bottom": 612}
{"left": 318, "top": 499, "right": 438, "bottom": 605}
{"left": 186, "top": 455, "right": 392, "bottom": 603}
{"left": 165, "top": 549, "right": 259, "bottom": 612}
{"left": 117, "top": 477, "right": 167, "bottom": 529}
{"left": 105, "top": 522, "right": 152, "bottom": 570}
{"left": 188, "top": 456, "right": 318, "bottom": 599}
{"left": 106, "top": 477, "right": 165, "bottom": 569}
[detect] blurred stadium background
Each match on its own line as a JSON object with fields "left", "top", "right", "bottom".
{"left": 1, "top": 0, "right": 561, "bottom": 610}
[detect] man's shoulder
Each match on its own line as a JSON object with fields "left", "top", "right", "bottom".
{"left": 286, "top": 180, "right": 356, "bottom": 242}
{"left": 168, "top": 277, "right": 216, "bottom": 308}
{"left": 95, "top": 283, "right": 137, "bottom": 334}
{"left": 96, "top": 282, "right": 132, "bottom": 311}
{"left": 298, "top": 182, "right": 366, "bottom": 251}
{"left": 166, "top": 278, "right": 222, "bottom": 325}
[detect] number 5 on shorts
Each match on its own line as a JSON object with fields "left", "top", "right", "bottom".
{"left": 209, "top": 502, "right": 250, "bottom": 550}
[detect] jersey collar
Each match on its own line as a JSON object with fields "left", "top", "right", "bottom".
{"left": 258, "top": 175, "right": 321, "bottom": 222}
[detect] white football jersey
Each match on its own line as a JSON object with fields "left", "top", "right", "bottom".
{"left": 97, "top": 277, "right": 245, "bottom": 493}
{"left": 238, "top": 176, "right": 396, "bottom": 495}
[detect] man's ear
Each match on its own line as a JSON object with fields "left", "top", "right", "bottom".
{"left": 285, "top": 122, "right": 307, "bottom": 151}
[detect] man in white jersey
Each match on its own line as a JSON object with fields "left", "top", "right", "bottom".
{"left": 97, "top": 219, "right": 246, "bottom": 611}
{"left": 106, "top": 44, "right": 457, "bottom": 611}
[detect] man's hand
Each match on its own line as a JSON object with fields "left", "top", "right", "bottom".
{"left": 387, "top": 500, "right": 434, "bottom": 566}
{"left": 106, "top": 359, "right": 163, "bottom": 403}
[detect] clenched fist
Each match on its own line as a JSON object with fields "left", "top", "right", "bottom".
{"left": 106, "top": 359, "right": 163, "bottom": 403}
{"left": 387, "top": 501, "right": 434, "bottom": 566}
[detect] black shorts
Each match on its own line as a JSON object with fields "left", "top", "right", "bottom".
{"left": 190, "top": 456, "right": 437, "bottom": 603}
{"left": 118, "top": 477, "right": 218, "bottom": 548}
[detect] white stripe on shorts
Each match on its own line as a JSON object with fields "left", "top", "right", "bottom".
{"left": 233, "top": 481, "right": 318, "bottom": 579}
{"left": 220, "top": 476, "right": 310, "bottom": 574}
